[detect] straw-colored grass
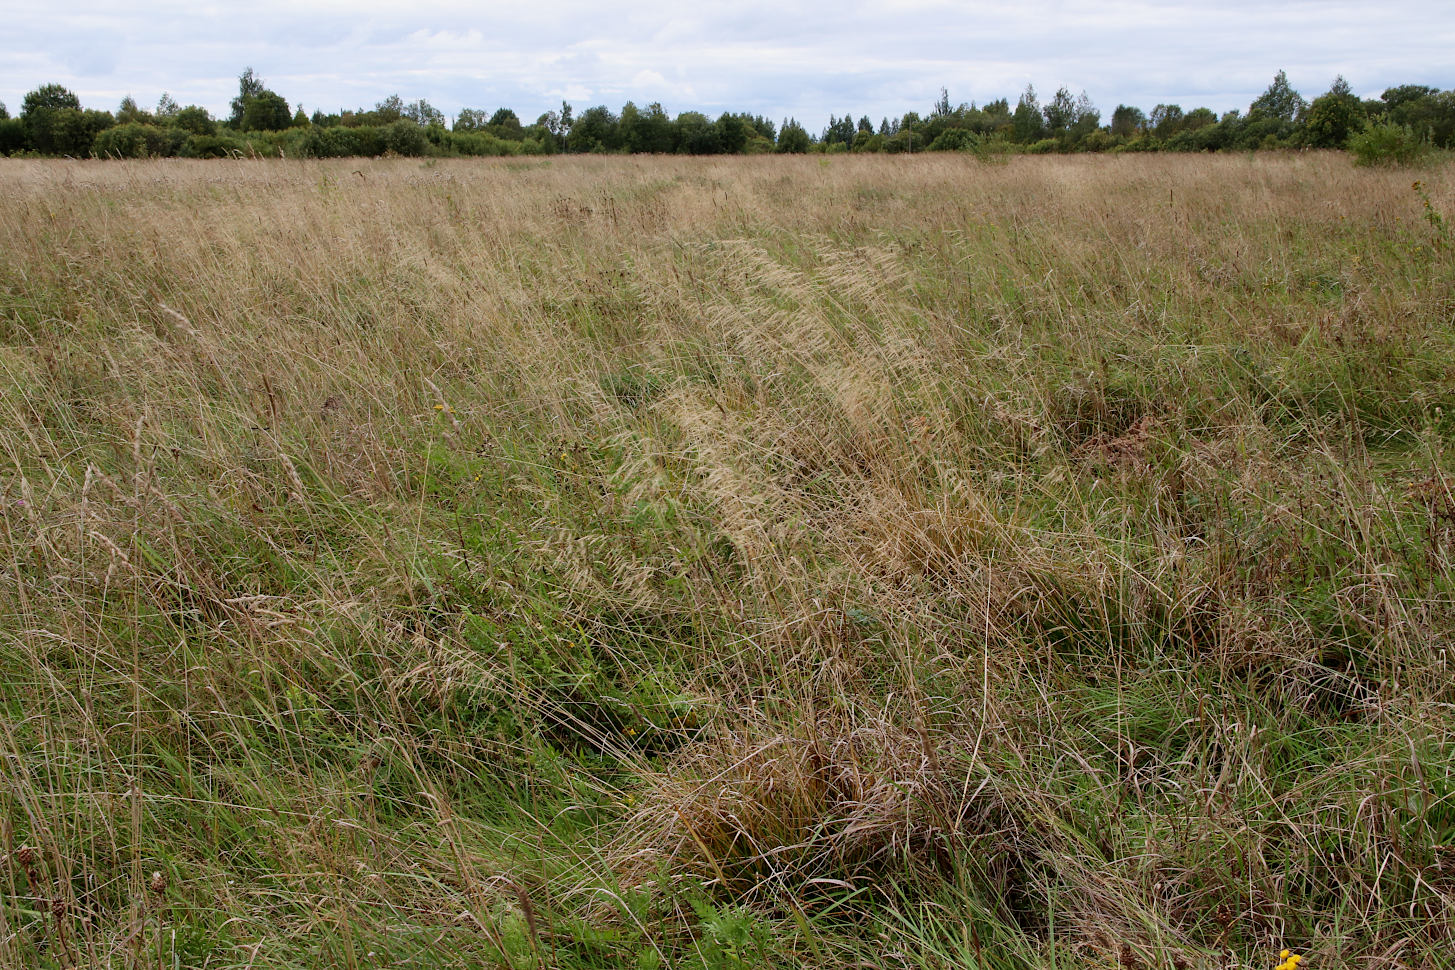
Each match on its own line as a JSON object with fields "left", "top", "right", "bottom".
{"left": 1, "top": 151, "right": 1453, "bottom": 968}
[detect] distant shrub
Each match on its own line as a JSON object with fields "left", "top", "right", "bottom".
{"left": 381, "top": 119, "right": 428, "bottom": 156}
{"left": 927, "top": 127, "right": 979, "bottom": 152}
{"left": 180, "top": 133, "right": 245, "bottom": 158}
{"left": 0, "top": 117, "right": 24, "bottom": 155}
{"left": 172, "top": 105, "right": 216, "bottom": 136}
{"left": 438, "top": 130, "right": 517, "bottom": 157}
{"left": 1349, "top": 123, "right": 1430, "bottom": 166}
{"left": 93, "top": 123, "right": 182, "bottom": 158}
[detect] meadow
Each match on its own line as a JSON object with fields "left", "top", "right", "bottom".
{"left": 1, "top": 151, "right": 1453, "bottom": 969}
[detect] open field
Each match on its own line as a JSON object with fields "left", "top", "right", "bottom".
{"left": 1, "top": 152, "right": 1454, "bottom": 968}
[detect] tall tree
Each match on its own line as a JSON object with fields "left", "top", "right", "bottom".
{"left": 21, "top": 83, "right": 82, "bottom": 153}
{"left": 1110, "top": 104, "right": 1145, "bottom": 137}
{"left": 1012, "top": 85, "right": 1043, "bottom": 142}
{"left": 1303, "top": 76, "right": 1365, "bottom": 148}
{"left": 228, "top": 68, "right": 266, "bottom": 127}
{"left": 1250, "top": 69, "right": 1306, "bottom": 122}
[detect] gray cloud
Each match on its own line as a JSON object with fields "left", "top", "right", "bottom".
{"left": 1, "top": 0, "right": 1450, "bottom": 128}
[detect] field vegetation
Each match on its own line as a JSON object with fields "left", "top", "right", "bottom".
{"left": 1, "top": 152, "right": 1454, "bottom": 968}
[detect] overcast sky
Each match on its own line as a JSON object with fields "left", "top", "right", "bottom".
{"left": 3, "top": 1, "right": 1451, "bottom": 129}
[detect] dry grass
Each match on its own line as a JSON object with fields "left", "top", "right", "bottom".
{"left": 1, "top": 151, "right": 1453, "bottom": 968}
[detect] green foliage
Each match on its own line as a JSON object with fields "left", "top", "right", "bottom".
{"left": 179, "top": 132, "right": 246, "bottom": 158}
{"left": 487, "top": 107, "right": 524, "bottom": 138}
{"left": 1348, "top": 122, "right": 1430, "bottom": 166}
{"left": 568, "top": 105, "right": 623, "bottom": 153}
{"left": 228, "top": 68, "right": 292, "bottom": 132}
{"left": 621, "top": 101, "right": 676, "bottom": 153}
{"left": 92, "top": 123, "right": 184, "bottom": 158}
{"left": 435, "top": 129, "right": 519, "bottom": 157}
{"left": 675, "top": 111, "right": 719, "bottom": 154}
{"left": 822, "top": 113, "right": 855, "bottom": 149}
{"left": 1042, "top": 86, "right": 1077, "bottom": 133}
{"left": 20, "top": 83, "right": 82, "bottom": 153}
{"left": 1304, "top": 79, "right": 1366, "bottom": 148}
{"left": 380, "top": 118, "right": 429, "bottom": 155}
{"left": 228, "top": 67, "right": 265, "bottom": 126}
{"left": 171, "top": 105, "right": 216, "bottom": 136}
{"left": 240, "top": 90, "right": 291, "bottom": 131}
{"left": 10, "top": 72, "right": 1455, "bottom": 163}
{"left": 1011, "top": 85, "right": 1044, "bottom": 142}
{"left": 927, "top": 126, "right": 979, "bottom": 152}
{"left": 715, "top": 113, "right": 748, "bottom": 154}
{"left": 116, "top": 95, "right": 152, "bottom": 126}
{"left": 1377, "top": 87, "right": 1455, "bottom": 148}
{"left": 403, "top": 98, "right": 444, "bottom": 128}
{"left": 775, "top": 117, "right": 811, "bottom": 153}
{"left": 0, "top": 117, "right": 23, "bottom": 154}
{"left": 1110, "top": 104, "right": 1145, "bottom": 137}
{"left": 1250, "top": 69, "right": 1307, "bottom": 123}
{"left": 1150, "top": 103, "right": 1184, "bottom": 140}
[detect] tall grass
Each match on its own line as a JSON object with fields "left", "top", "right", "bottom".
{"left": 0, "top": 151, "right": 1452, "bottom": 968}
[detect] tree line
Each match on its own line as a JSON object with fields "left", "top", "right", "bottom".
{"left": 1, "top": 68, "right": 1450, "bottom": 163}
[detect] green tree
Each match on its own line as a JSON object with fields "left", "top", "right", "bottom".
{"left": 381, "top": 118, "right": 427, "bottom": 155}
{"left": 0, "top": 117, "right": 24, "bottom": 155}
{"left": 229, "top": 68, "right": 292, "bottom": 131}
{"left": 241, "top": 91, "right": 291, "bottom": 131}
{"left": 1012, "top": 85, "right": 1043, "bottom": 142}
{"left": 172, "top": 105, "right": 216, "bottom": 136}
{"left": 1250, "top": 69, "right": 1306, "bottom": 122}
{"left": 156, "top": 92, "right": 179, "bottom": 119}
{"left": 1379, "top": 86, "right": 1455, "bottom": 148}
{"left": 373, "top": 95, "right": 404, "bottom": 124}
{"left": 21, "top": 83, "right": 82, "bottom": 153}
{"left": 55, "top": 109, "right": 115, "bottom": 155}
{"left": 1303, "top": 76, "right": 1365, "bottom": 148}
{"left": 622, "top": 102, "right": 675, "bottom": 153}
{"left": 1380, "top": 84, "right": 1437, "bottom": 114}
{"left": 1042, "top": 86, "right": 1077, "bottom": 134}
{"left": 1110, "top": 104, "right": 1145, "bottom": 137}
{"left": 715, "top": 113, "right": 748, "bottom": 154}
{"left": 404, "top": 99, "right": 445, "bottom": 128}
{"left": 1183, "top": 107, "right": 1217, "bottom": 130}
{"left": 228, "top": 68, "right": 266, "bottom": 127}
{"left": 0, "top": 101, "right": 7, "bottom": 120}
{"left": 568, "top": 105, "right": 621, "bottom": 152}
{"left": 822, "top": 114, "right": 855, "bottom": 148}
{"left": 675, "top": 111, "right": 720, "bottom": 154}
{"left": 1069, "top": 91, "right": 1100, "bottom": 143}
{"left": 454, "top": 108, "right": 488, "bottom": 131}
{"left": 1150, "top": 103, "right": 1184, "bottom": 139}
{"left": 117, "top": 95, "right": 151, "bottom": 125}
{"left": 775, "top": 118, "right": 810, "bottom": 153}
{"left": 486, "top": 108, "right": 523, "bottom": 137}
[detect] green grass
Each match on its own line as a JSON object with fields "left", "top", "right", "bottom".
{"left": 0, "top": 151, "right": 1453, "bottom": 968}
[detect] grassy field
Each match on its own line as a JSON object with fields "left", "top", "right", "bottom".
{"left": 1, "top": 151, "right": 1453, "bottom": 969}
